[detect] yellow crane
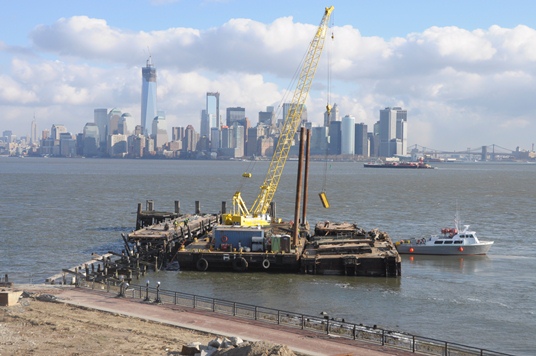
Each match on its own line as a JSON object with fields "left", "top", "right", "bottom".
{"left": 224, "top": 6, "right": 334, "bottom": 227}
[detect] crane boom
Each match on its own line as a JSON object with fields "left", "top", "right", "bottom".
{"left": 226, "top": 6, "right": 334, "bottom": 226}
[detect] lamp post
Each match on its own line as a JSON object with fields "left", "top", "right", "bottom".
{"left": 144, "top": 280, "right": 151, "bottom": 302}
{"left": 154, "top": 281, "right": 162, "bottom": 304}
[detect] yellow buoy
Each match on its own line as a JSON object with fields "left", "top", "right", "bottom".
{"left": 319, "top": 192, "right": 330, "bottom": 208}
{"left": 242, "top": 172, "right": 252, "bottom": 178}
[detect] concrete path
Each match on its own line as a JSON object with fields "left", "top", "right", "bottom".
{"left": 33, "top": 285, "right": 414, "bottom": 356}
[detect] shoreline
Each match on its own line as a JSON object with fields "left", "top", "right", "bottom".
{"left": 1, "top": 284, "right": 404, "bottom": 356}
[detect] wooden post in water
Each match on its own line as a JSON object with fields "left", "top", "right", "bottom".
{"left": 270, "top": 202, "right": 276, "bottom": 221}
{"left": 292, "top": 127, "right": 306, "bottom": 247}
{"left": 174, "top": 200, "right": 180, "bottom": 215}
{"left": 147, "top": 200, "right": 154, "bottom": 211}
{"left": 136, "top": 203, "right": 142, "bottom": 230}
{"left": 195, "top": 201, "right": 201, "bottom": 215}
{"left": 301, "top": 128, "right": 311, "bottom": 227}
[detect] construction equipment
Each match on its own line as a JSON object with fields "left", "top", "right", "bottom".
{"left": 225, "top": 6, "right": 334, "bottom": 226}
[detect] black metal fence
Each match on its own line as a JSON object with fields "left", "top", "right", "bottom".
{"left": 86, "top": 281, "right": 513, "bottom": 356}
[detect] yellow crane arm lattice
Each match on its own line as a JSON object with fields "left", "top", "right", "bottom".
{"left": 225, "top": 6, "right": 334, "bottom": 226}
{"left": 250, "top": 6, "right": 334, "bottom": 218}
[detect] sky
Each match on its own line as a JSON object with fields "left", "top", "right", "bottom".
{"left": 1, "top": 0, "right": 536, "bottom": 152}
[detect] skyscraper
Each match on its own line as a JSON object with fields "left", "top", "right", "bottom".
{"left": 141, "top": 56, "right": 157, "bottom": 136}
{"left": 379, "top": 106, "right": 407, "bottom": 157}
{"left": 30, "top": 118, "right": 37, "bottom": 145}
{"left": 94, "top": 108, "right": 108, "bottom": 147}
{"left": 226, "top": 107, "right": 246, "bottom": 127}
{"left": 341, "top": 115, "right": 355, "bottom": 155}
{"left": 206, "top": 92, "right": 220, "bottom": 129}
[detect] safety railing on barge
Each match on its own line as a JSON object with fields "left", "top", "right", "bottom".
{"left": 86, "top": 281, "right": 513, "bottom": 356}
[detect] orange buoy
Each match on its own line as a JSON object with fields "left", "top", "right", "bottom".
{"left": 459, "top": 247, "right": 464, "bottom": 252}
{"left": 409, "top": 247, "right": 414, "bottom": 253}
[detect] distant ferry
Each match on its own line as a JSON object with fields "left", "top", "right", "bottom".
{"left": 364, "top": 159, "right": 434, "bottom": 169}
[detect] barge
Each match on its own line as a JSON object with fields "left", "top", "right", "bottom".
{"left": 125, "top": 201, "right": 401, "bottom": 277}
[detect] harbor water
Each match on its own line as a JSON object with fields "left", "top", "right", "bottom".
{"left": 1, "top": 157, "right": 535, "bottom": 355}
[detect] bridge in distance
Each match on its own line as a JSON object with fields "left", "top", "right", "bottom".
{"left": 409, "top": 143, "right": 533, "bottom": 161}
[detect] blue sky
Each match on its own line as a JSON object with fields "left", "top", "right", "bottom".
{"left": 1, "top": 0, "right": 536, "bottom": 151}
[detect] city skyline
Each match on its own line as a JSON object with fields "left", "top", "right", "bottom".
{"left": 1, "top": 1, "right": 536, "bottom": 151}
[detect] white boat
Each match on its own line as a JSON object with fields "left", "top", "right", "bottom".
{"left": 395, "top": 216, "right": 493, "bottom": 255}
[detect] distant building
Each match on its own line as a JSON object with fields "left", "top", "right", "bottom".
{"left": 108, "top": 134, "right": 128, "bottom": 157}
{"left": 379, "top": 107, "right": 407, "bottom": 157}
{"left": 152, "top": 112, "right": 169, "bottom": 150}
{"left": 282, "top": 103, "right": 308, "bottom": 126}
{"left": 51, "top": 124, "right": 67, "bottom": 140}
{"left": 310, "top": 126, "right": 329, "bottom": 155}
{"left": 206, "top": 92, "right": 220, "bottom": 129}
{"left": 59, "top": 132, "right": 76, "bottom": 157}
{"left": 354, "top": 123, "right": 369, "bottom": 157}
{"left": 108, "top": 108, "right": 122, "bottom": 136}
{"left": 141, "top": 56, "right": 157, "bottom": 136}
{"left": 94, "top": 108, "right": 108, "bottom": 148}
{"left": 183, "top": 125, "right": 198, "bottom": 153}
{"left": 258, "top": 106, "right": 275, "bottom": 127}
{"left": 328, "top": 121, "right": 341, "bottom": 155}
{"left": 30, "top": 119, "right": 37, "bottom": 146}
{"left": 323, "top": 103, "right": 339, "bottom": 127}
{"left": 226, "top": 107, "right": 246, "bottom": 127}
{"left": 82, "top": 123, "right": 100, "bottom": 157}
{"left": 119, "top": 113, "right": 136, "bottom": 136}
{"left": 341, "top": 115, "right": 355, "bottom": 155}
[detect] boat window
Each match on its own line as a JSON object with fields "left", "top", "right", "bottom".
{"left": 454, "top": 241, "right": 463, "bottom": 244}
{"left": 434, "top": 241, "right": 443, "bottom": 245}
{"left": 467, "top": 234, "right": 474, "bottom": 238}
{"left": 443, "top": 241, "right": 453, "bottom": 244}
{"left": 460, "top": 235, "right": 465, "bottom": 238}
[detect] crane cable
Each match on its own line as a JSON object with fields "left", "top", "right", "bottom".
{"left": 319, "top": 15, "right": 335, "bottom": 209}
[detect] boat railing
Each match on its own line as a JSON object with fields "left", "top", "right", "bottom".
{"left": 78, "top": 279, "right": 514, "bottom": 356}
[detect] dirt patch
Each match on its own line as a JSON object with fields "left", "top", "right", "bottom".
{"left": 1, "top": 293, "right": 215, "bottom": 355}
{"left": 0, "top": 288, "right": 302, "bottom": 356}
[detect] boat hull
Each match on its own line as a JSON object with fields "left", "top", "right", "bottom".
{"left": 396, "top": 241, "right": 493, "bottom": 255}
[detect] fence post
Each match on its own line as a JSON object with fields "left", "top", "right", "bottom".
{"left": 444, "top": 342, "right": 448, "bottom": 356}
{"left": 212, "top": 298, "right": 215, "bottom": 312}
{"left": 326, "top": 319, "right": 330, "bottom": 334}
{"left": 277, "top": 310, "right": 280, "bottom": 325}
{"left": 353, "top": 324, "right": 357, "bottom": 340}
{"left": 255, "top": 306, "right": 258, "bottom": 320}
{"left": 193, "top": 295, "right": 197, "bottom": 308}
{"left": 382, "top": 329, "right": 385, "bottom": 346}
{"left": 412, "top": 335, "right": 415, "bottom": 353}
{"left": 301, "top": 315, "right": 304, "bottom": 330}
{"left": 174, "top": 292, "right": 177, "bottom": 305}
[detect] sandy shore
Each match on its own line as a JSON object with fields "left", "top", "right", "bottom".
{"left": 0, "top": 284, "right": 407, "bottom": 356}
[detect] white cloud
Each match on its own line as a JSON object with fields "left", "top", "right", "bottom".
{"left": 1, "top": 15, "right": 535, "bottom": 151}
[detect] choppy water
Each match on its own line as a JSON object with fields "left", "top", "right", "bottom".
{"left": 1, "top": 157, "right": 535, "bottom": 355}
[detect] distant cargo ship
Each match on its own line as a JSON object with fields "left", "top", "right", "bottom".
{"left": 364, "top": 159, "right": 434, "bottom": 169}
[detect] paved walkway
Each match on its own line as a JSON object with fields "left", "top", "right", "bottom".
{"left": 29, "top": 285, "right": 413, "bottom": 356}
